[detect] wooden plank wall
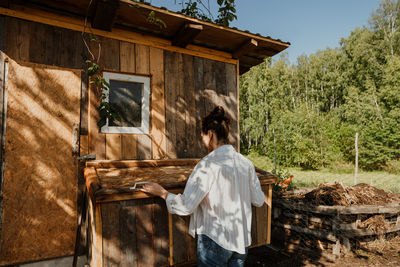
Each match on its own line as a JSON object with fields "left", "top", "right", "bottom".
{"left": 2, "top": 17, "right": 239, "bottom": 161}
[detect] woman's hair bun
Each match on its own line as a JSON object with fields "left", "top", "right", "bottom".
{"left": 201, "top": 106, "right": 231, "bottom": 141}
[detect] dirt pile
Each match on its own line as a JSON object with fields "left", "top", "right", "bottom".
{"left": 304, "top": 182, "right": 400, "bottom": 206}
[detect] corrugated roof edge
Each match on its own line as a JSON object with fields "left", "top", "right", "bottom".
{"left": 121, "top": 0, "right": 291, "bottom": 46}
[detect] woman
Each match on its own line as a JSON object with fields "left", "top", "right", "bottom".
{"left": 141, "top": 106, "right": 265, "bottom": 267}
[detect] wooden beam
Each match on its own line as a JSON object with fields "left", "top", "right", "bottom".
{"left": 172, "top": 23, "right": 203, "bottom": 48}
{"left": 0, "top": 0, "right": 8, "bottom": 8}
{"left": 0, "top": 5, "right": 237, "bottom": 64}
{"left": 86, "top": 158, "right": 200, "bottom": 168}
{"left": 92, "top": 0, "right": 120, "bottom": 31}
{"left": 232, "top": 38, "right": 258, "bottom": 59}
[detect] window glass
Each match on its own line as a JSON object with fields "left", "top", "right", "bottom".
{"left": 108, "top": 80, "right": 143, "bottom": 127}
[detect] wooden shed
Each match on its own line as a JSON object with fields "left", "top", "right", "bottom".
{"left": 0, "top": 0, "right": 289, "bottom": 266}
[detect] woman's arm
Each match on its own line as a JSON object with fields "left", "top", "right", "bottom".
{"left": 140, "top": 182, "right": 169, "bottom": 200}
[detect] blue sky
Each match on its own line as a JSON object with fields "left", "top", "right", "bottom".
{"left": 149, "top": 0, "right": 382, "bottom": 64}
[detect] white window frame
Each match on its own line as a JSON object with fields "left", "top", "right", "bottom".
{"left": 101, "top": 72, "right": 150, "bottom": 134}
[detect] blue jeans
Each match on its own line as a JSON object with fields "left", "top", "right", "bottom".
{"left": 197, "top": 234, "right": 248, "bottom": 267}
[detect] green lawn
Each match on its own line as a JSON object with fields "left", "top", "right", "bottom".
{"left": 247, "top": 154, "right": 400, "bottom": 194}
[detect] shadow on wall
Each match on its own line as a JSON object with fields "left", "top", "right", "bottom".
{"left": 0, "top": 59, "right": 81, "bottom": 265}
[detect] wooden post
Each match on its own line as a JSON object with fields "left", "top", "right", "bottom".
{"left": 354, "top": 132, "right": 358, "bottom": 185}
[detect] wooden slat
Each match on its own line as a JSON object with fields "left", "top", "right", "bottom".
{"left": 120, "top": 201, "right": 138, "bottom": 267}
{"left": 103, "top": 37, "right": 120, "bottom": 71}
{"left": 172, "top": 23, "right": 203, "bottom": 48}
{"left": 119, "top": 41, "right": 135, "bottom": 72}
{"left": 106, "top": 134, "right": 122, "bottom": 160}
{"left": 136, "top": 198, "right": 155, "bottom": 267}
{"left": 175, "top": 53, "right": 186, "bottom": 158}
{"left": 94, "top": 203, "right": 103, "bottom": 267}
{"left": 164, "top": 51, "right": 178, "bottom": 158}
{"left": 193, "top": 57, "right": 208, "bottom": 156}
{"left": 135, "top": 44, "right": 149, "bottom": 75}
{"left": 136, "top": 134, "right": 152, "bottom": 160}
{"left": 92, "top": 0, "right": 120, "bottom": 32}
{"left": 256, "top": 203, "right": 268, "bottom": 245}
{"left": 225, "top": 63, "right": 238, "bottom": 149}
{"left": 183, "top": 54, "right": 196, "bottom": 158}
{"left": 0, "top": 6, "right": 238, "bottom": 64}
{"left": 153, "top": 198, "right": 169, "bottom": 266}
{"left": 4, "top": 17, "right": 29, "bottom": 62}
{"left": 86, "top": 158, "right": 200, "bottom": 168}
{"left": 28, "top": 20, "right": 46, "bottom": 64}
{"left": 172, "top": 214, "right": 187, "bottom": 264}
{"left": 150, "top": 47, "right": 166, "bottom": 159}
{"left": 80, "top": 135, "right": 89, "bottom": 156}
{"left": 101, "top": 202, "right": 121, "bottom": 266}
{"left": 80, "top": 71, "right": 89, "bottom": 135}
{"left": 88, "top": 36, "right": 106, "bottom": 159}
{"left": 84, "top": 167, "right": 101, "bottom": 201}
{"left": 121, "top": 135, "right": 137, "bottom": 159}
{"left": 251, "top": 206, "right": 257, "bottom": 245}
{"left": 168, "top": 213, "right": 173, "bottom": 266}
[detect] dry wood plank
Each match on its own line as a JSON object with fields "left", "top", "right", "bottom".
{"left": 45, "top": 25, "right": 62, "bottom": 66}
{"left": 119, "top": 41, "right": 135, "bottom": 72}
{"left": 251, "top": 206, "right": 257, "bottom": 245}
{"left": 164, "top": 51, "right": 178, "bottom": 158}
{"left": 102, "top": 202, "right": 121, "bottom": 267}
{"left": 88, "top": 36, "right": 106, "bottom": 159}
{"left": 225, "top": 63, "right": 239, "bottom": 149}
{"left": 0, "top": 5, "right": 239, "bottom": 65}
{"left": 274, "top": 222, "right": 337, "bottom": 242}
{"left": 136, "top": 198, "right": 155, "bottom": 267}
{"left": 94, "top": 204, "right": 103, "bottom": 267}
{"left": 86, "top": 158, "right": 200, "bottom": 168}
{"left": 172, "top": 214, "right": 188, "bottom": 264}
{"left": 168, "top": 213, "right": 174, "bottom": 266}
{"left": 183, "top": 54, "right": 196, "bottom": 158}
{"left": 106, "top": 134, "right": 122, "bottom": 160}
{"left": 150, "top": 46, "right": 166, "bottom": 159}
{"left": 135, "top": 44, "right": 150, "bottom": 75}
{"left": 0, "top": 15, "right": 4, "bottom": 50}
{"left": 80, "top": 70, "right": 89, "bottom": 135}
{"left": 84, "top": 167, "right": 101, "bottom": 201}
{"left": 137, "top": 134, "right": 152, "bottom": 160}
{"left": 0, "top": 50, "right": 4, "bottom": 190}
{"left": 4, "top": 17, "right": 29, "bottom": 62}
{"left": 28, "top": 21, "right": 46, "bottom": 64}
{"left": 120, "top": 200, "right": 138, "bottom": 267}
{"left": 256, "top": 203, "right": 268, "bottom": 245}
{"left": 232, "top": 38, "right": 258, "bottom": 59}
{"left": 175, "top": 53, "right": 186, "bottom": 158}
{"left": 153, "top": 198, "right": 169, "bottom": 266}
{"left": 80, "top": 135, "right": 89, "bottom": 157}
{"left": 103, "top": 37, "right": 120, "bottom": 71}
{"left": 60, "top": 27, "right": 80, "bottom": 69}
{"left": 193, "top": 56, "right": 208, "bottom": 157}
{"left": 214, "top": 61, "right": 226, "bottom": 96}
{"left": 121, "top": 135, "right": 137, "bottom": 159}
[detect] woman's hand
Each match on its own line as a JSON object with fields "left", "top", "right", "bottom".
{"left": 140, "top": 182, "right": 169, "bottom": 200}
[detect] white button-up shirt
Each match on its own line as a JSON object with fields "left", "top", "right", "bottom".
{"left": 165, "top": 145, "right": 265, "bottom": 254}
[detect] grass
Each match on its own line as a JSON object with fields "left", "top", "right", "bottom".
{"left": 247, "top": 154, "right": 400, "bottom": 194}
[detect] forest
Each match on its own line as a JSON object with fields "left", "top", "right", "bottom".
{"left": 239, "top": 0, "right": 400, "bottom": 171}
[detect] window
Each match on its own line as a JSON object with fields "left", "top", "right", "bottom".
{"left": 101, "top": 72, "right": 150, "bottom": 134}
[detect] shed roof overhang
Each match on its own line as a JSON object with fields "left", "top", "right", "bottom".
{"left": 1, "top": 0, "right": 290, "bottom": 74}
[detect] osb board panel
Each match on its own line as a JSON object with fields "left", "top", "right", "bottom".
{"left": 0, "top": 60, "right": 80, "bottom": 265}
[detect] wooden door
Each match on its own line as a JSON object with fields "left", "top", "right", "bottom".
{"left": 0, "top": 59, "right": 81, "bottom": 265}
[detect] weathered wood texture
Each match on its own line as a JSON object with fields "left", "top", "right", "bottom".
{"left": 95, "top": 199, "right": 171, "bottom": 267}
{"left": 165, "top": 51, "right": 239, "bottom": 158}
{"left": 0, "top": 60, "right": 80, "bottom": 265}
